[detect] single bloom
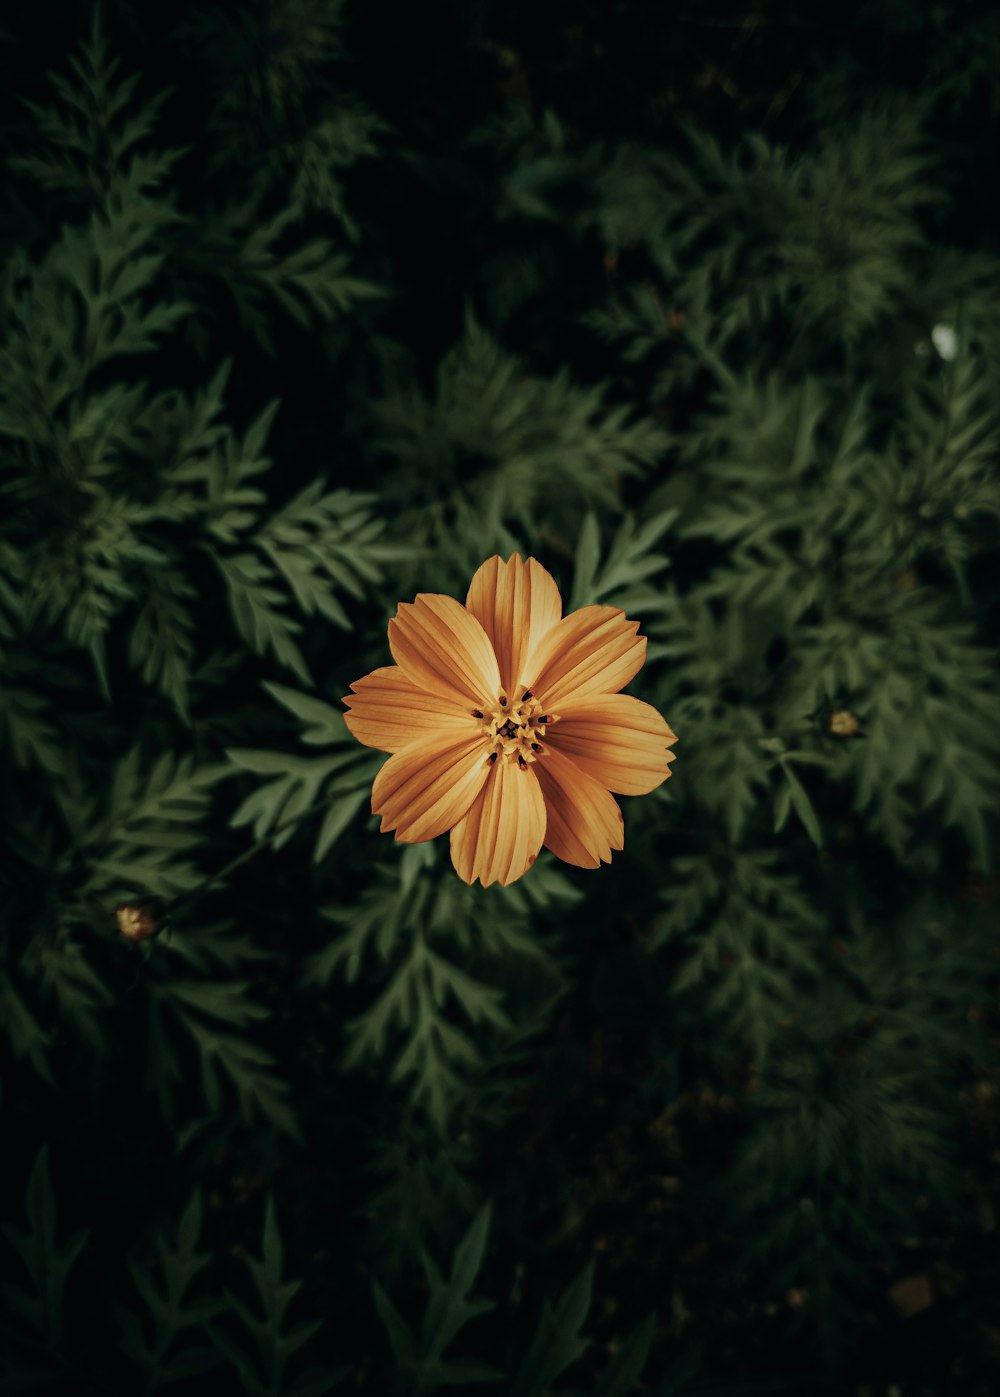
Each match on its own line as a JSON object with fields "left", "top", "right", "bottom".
{"left": 115, "top": 900, "right": 166, "bottom": 942}
{"left": 342, "top": 554, "right": 677, "bottom": 888}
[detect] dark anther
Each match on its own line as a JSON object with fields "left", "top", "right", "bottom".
{"left": 517, "top": 754, "right": 526, "bottom": 768}
{"left": 488, "top": 752, "right": 498, "bottom": 763}
{"left": 500, "top": 695, "right": 508, "bottom": 707}
{"left": 531, "top": 743, "right": 541, "bottom": 752}
{"left": 538, "top": 715, "right": 549, "bottom": 723}
{"left": 522, "top": 690, "right": 533, "bottom": 701}
{"left": 472, "top": 709, "right": 484, "bottom": 718}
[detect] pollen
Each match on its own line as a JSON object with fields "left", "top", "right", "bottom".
{"left": 477, "top": 694, "right": 558, "bottom": 765}
{"left": 341, "top": 552, "right": 677, "bottom": 887}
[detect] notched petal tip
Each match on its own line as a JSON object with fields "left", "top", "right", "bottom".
{"left": 465, "top": 553, "right": 562, "bottom": 697}
{"left": 525, "top": 605, "right": 647, "bottom": 708}
{"left": 450, "top": 758, "right": 546, "bottom": 888}
{"left": 545, "top": 693, "right": 677, "bottom": 797}
{"left": 534, "top": 744, "right": 625, "bottom": 870}
{"left": 342, "top": 665, "right": 476, "bottom": 753}
{"left": 372, "top": 732, "right": 490, "bottom": 843}
{"left": 388, "top": 593, "right": 501, "bottom": 706}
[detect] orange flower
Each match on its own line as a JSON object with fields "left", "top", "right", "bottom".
{"left": 342, "top": 555, "right": 677, "bottom": 888}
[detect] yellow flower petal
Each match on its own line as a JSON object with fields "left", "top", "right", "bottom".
{"left": 533, "top": 744, "right": 625, "bottom": 869}
{"left": 372, "top": 730, "right": 490, "bottom": 843}
{"left": 343, "top": 555, "right": 675, "bottom": 881}
{"left": 343, "top": 666, "right": 477, "bottom": 753}
{"left": 548, "top": 694, "right": 677, "bottom": 796}
{"left": 465, "top": 554, "right": 562, "bottom": 697}
{"left": 388, "top": 593, "right": 501, "bottom": 708}
{"left": 523, "top": 605, "right": 646, "bottom": 708}
{"left": 450, "top": 756, "right": 547, "bottom": 888}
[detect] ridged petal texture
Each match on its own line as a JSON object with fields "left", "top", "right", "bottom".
{"left": 523, "top": 605, "right": 646, "bottom": 708}
{"left": 533, "top": 744, "right": 625, "bottom": 869}
{"left": 465, "top": 554, "right": 562, "bottom": 697}
{"left": 388, "top": 593, "right": 501, "bottom": 707}
{"left": 343, "top": 666, "right": 477, "bottom": 752}
{"left": 450, "top": 758, "right": 547, "bottom": 888}
{"left": 343, "top": 554, "right": 676, "bottom": 885}
{"left": 372, "top": 730, "right": 490, "bottom": 843}
{"left": 549, "top": 694, "right": 677, "bottom": 796}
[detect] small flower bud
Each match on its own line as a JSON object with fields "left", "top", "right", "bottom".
{"left": 115, "top": 900, "right": 166, "bottom": 942}
{"left": 826, "top": 710, "right": 860, "bottom": 739}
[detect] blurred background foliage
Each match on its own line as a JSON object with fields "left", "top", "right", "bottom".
{"left": 2, "top": 1, "right": 1000, "bottom": 1393}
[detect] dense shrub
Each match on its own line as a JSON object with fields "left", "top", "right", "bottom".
{"left": 2, "top": 3, "right": 998, "bottom": 1393}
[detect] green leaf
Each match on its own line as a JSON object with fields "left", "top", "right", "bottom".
{"left": 209, "top": 1199, "right": 332, "bottom": 1397}
{"left": 1, "top": 1148, "right": 89, "bottom": 1354}
{"left": 570, "top": 512, "right": 601, "bottom": 611}
{"left": 373, "top": 1282, "right": 415, "bottom": 1369}
{"left": 115, "top": 1190, "right": 222, "bottom": 1392}
{"left": 151, "top": 981, "right": 299, "bottom": 1139}
{"left": 593, "top": 1313, "right": 656, "bottom": 1397}
{"left": 509, "top": 1265, "right": 593, "bottom": 1397}
{"left": 262, "top": 683, "right": 349, "bottom": 745}
{"left": 0, "top": 975, "right": 52, "bottom": 1085}
{"left": 778, "top": 762, "right": 823, "bottom": 849}
{"left": 374, "top": 1206, "right": 499, "bottom": 1396}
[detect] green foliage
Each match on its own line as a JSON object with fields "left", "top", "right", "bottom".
{"left": 341, "top": 926, "right": 512, "bottom": 1129}
{"left": 785, "top": 592, "right": 1000, "bottom": 866}
{"left": 178, "top": 0, "right": 384, "bottom": 219}
{"left": 732, "top": 921, "right": 976, "bottom": 1344}
{"left": 0, "top": 1148, "right": 89, "bottom": 1384}
{"left": 592, "top": 104, "right": 935, "bottom": 352}
{"left": 373, "top": 1205, "right": 499, "bottom": 1394}
{"left": 578, "top": 28, "right": 1000, "bottom": 1365}
{"left": 371, "top": 314, "right": 669, "bottom": 559}
{"left": 0, "top": 745, "right": 225, "bottom": 1091}
{"left": 115, "top": 1191, "right": 222, "bottom": 1393}
{"left": 147, "top": 972, "right": 300, "bottom": 1139}
{"left": 227, "top": 682, "right": 381, "bottom": 861}
{"left": 176, "top": 397, "right": 404, "bottom": 693}
{"left": 374, "top": 1205, "right": 657, "bottom": 1396}
{"left": 207, "top": 202, "right": 383, "bottom": 356}
{"left": 509, "top": 1266, "right": 594, "bottom": 1397}
{"left": 653, "top": 849, "right": 825, "bottom": 1065}
{"left": 2, "top": 3, "right": 999, "bottom": 1394}
{"left": 80, "top": 748, "right": 225, "bottom": 904}
{"left": 0, "top": 970, "right": 53, "bottom": 1085}
{"left": 23, "top": 925, "right": 113, "bottom": 1060}
{"left": 173, "top": 0, "right": 385, "bottom": 356}
{"left": 9, "top": 13, "right": 173, "bottom": 204}
{"left": 568, "top": 507, "right": 676, "bottom": 615}
{"left": 1, "top": 15, "right": 388, "bottom": 715}
{"left": 209, "top": 1198, "right": 344, "bottom": 1397}
{"left": 304, "top": 848, "right": 574, "bottom": 1133}
{"left": 641, "top": 346, "right": 1000, "bottom": 873}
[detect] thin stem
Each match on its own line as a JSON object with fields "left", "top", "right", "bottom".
{"left": 169, "top": 792, "right": 334, "bottom": 925}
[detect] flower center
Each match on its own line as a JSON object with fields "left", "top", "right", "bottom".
{"left": 472, "top": 690, "right": 558, "bottom": 768}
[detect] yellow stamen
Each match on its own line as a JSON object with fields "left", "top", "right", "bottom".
{"left": 476, "top": 695, "right": 558, "bottom": 765}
